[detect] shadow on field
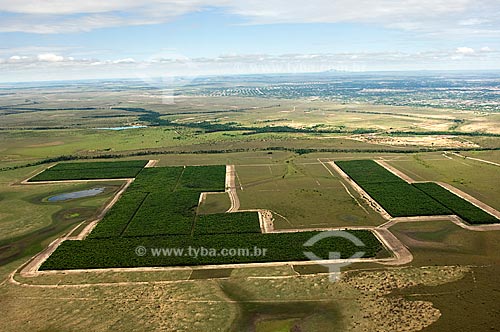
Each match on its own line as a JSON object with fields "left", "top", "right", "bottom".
{"left": 395, "top": 265, "right": 500, "bottom": 332}
{"left": 219, "top": 280, "right": 344, "bottom": 332}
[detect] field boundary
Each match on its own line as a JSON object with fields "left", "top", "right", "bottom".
{"left": 13, "top": 158, "right": 500, "bottom": 284}
{"left": 373, "top": 160, "right": 500, "bottom": 228}
{"left": 434, "top": 181, "right": 500, "bottom": 220}
{"left": 225, "top": 165, "right": 240, "bottom": 212}
{"left": 374, "top": 160, "right": 415, "bottom": 184}
{"left": 73, "top": 179, "right": 135, "bottom": 240}
{"left": 326, "top": 160, "right": 392, "bottom": 220}
{"left": 144, "top": 159, "right": 159, "bottom": 168}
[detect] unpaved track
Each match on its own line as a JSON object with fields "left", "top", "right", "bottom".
{"left": 20, "top": 179, "right": 134, "bottom": 276}
{"left": 372, "top": 228, "right": 413, "bottom": 265}
{"left": 72, "top": 179, "right": 134, "bottom": 240}
{"left": 380, "top": 215, "right": 456, "bottom": 229}
{"left": 375, "top": 160, "right": 415, "bottom": 183}
{"left": 257, "top": 209, "right": 274, "bottom": 233}
{"left": 21, "top": 177, "right": 130, "bottom": 185}
{"left": 375, "top": 159, "right": 500, "bottom": 226}
{"left": 381, "top": 215, "right": 500, "bottom": 232}
{"left": 435, "top": 181, "right": 500, "bottom": 220}
{"left": 225, "top": 165, "right": 240, "bottom": 212}
{"left": 450, "top": 152, "right": 500, "bottom": 167}
{"left": 144, "top": 159, "right": 159, "bottom": 168}
{"left": 447, "top": 215, "right": 500, "bottom": 231}
{"left": 327, "top": 161, "right": 392, "bottom": 220}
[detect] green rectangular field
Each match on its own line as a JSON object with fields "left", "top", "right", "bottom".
{"left": 413, "top": 182, "right": 499, "bottom": 224}
{"left": 29, "top": 160, "right": 148, "bottom": 181}
{"left": 40, "top": 230, "right": 383, "bottom": 270}
{"left": 88, "top": 165, "right": 227, "bottom": 239}
{"left": 336, "top": 160, "right": 451, "bottom": 217}
{"left": 177, "top": 165, "right": 226, "bottom": 192}
{"left": 122, "top": 191, "right": 200, "bottom": 237}
{"left": 36, "top": 162, "right": 385, "bottom": 270}
{"left": 335, "top": 160, "right": 406, "bottom": 185}
{"left": 87, "top": 191, "right": 149, "bottom": 239}
{"left": 362, "top": 182, "right": 452, "bottom": 217}
{"left": 194, "top": 212, "right": 261, "bottom": 235}
{"left": 127, "top": 167, "right": 184, "bottom": 193}
{"left": 47, "top": 160, "right": 149, "bottom": 170}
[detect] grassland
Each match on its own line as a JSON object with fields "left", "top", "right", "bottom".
{"left": 0, "top": 151, "right": 498, "bottom": 332}
{"left": 385, "top": 153, "right": 500, "bottom": 210}
{"left": 235, "top": 161, "right": 385, "bottom": 229}
{"left": 197, "top": 193, "right": 231, "bottom": 214}
{"left": 0, "top": 165, "right": 123, "bottom": 265}
{"left": 1, "top": 83, "right": 499, "bottom": 331}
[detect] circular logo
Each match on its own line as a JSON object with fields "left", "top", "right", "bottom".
{"left": 135, "top": 245, "right": 147, "bottom": 257}
{"left": 303, "top": 230, "right": 366, "bottom": 282}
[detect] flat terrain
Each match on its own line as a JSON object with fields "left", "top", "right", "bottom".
{"left": 0, "top": 150, "right": 496, "bottom": 331}
{"left": 0, "top": 76, "right": 499, "bottom": 331}
{"left": 385, "top": 153, "right": 500, "bottom": 210}
{"left": 235, "top": 161, "right": 385, "bottom": 229}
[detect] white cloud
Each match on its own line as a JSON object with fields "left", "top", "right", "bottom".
{"left": 37, "top": 53, "right": 65, "bottom": 62}
{"left": 456, "top": 47, "right": 475, "bottom": 55}
{"left": 0, "top": 0, "right": 499, "bottom": 36}
{"left": 480, "top": 46, "right": 493, "bottom": 52}
{"left": 2, "top": 48, "right": 500, "bottom": 82}
{"left": 0, "top": 1, "right": 141, "bottom": 15}
{"left": 112, "top": 58, "right": 136, "bottom": 64}
{"left": 459, "top": 18, "right": 489, "bottom": 26}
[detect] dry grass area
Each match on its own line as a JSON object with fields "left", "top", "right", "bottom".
{"left": 1, "top": 264, "right": 470, "bottom": 332}
{"left": 349, "top": 134, "right": 479, "bottom": 148}
{"left": 339, "top": 266, "right": 469, "bottom": 331}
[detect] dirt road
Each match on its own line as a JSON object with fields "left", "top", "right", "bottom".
{"left": 327, "top": 161, "right": 392, "bottom": 220}
{"left": 375, "top": 160, "right": 415, "bottom": 183}
{"left": 144, "top": 159, "right": 159, "bottom": 168}
{"left": 450, "top": 152, "right": 500, "bottom": 167}
{"left": 225, "top": 165, "right": 240, "bottom": 212}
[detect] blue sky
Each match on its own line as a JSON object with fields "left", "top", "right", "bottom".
{"left": 0, "top": 1, "right": 499, "bottom": 81}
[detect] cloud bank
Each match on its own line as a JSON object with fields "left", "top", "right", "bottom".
{"left": 1, "top": 48, "right": 498, "bottom": 82}
{"left": 0, "top": 0, "right": 499, "bottom": 35}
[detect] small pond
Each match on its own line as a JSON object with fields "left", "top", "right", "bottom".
{"left": 97, "top": 125, "right": 147, "bottom": 131}
{"left": 47, "top": 187, "right": 106, "bottom": 202}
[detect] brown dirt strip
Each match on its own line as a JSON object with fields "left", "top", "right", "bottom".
{"left": 327, "top": 161, "right": 392, "bottom": 220}
{"left": 374, "top": 160, "right": 500, "bottom": 228}
{"left": 318, "top": 159, "right": 369, "bottom": 214}
{"left": 144, "top": 159, "right": 159, "bottom": 168}
{"left": 450, "top": 152, "right": 500, "bottom": 167}
{"left": 375, "top": 160, "right": 415, "bottom": 184}
{"left": 73, "top": 179, "right": 135, "bottom": 240}
{"left": 225, "top": 165, "right": 240, "bottom": 212}
{"left": 435, "top": 182, "right": 500, "bottom": 220}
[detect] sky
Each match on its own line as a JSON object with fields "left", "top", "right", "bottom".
{"left": 0, "top": 0, "right": 499, "bottom": 82}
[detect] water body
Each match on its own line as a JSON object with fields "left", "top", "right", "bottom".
{"left": 97, "top": 125, "right": 147, "bottom": 130}
{"left": 47, "top": 187, "right": 105, "bottom": 202}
